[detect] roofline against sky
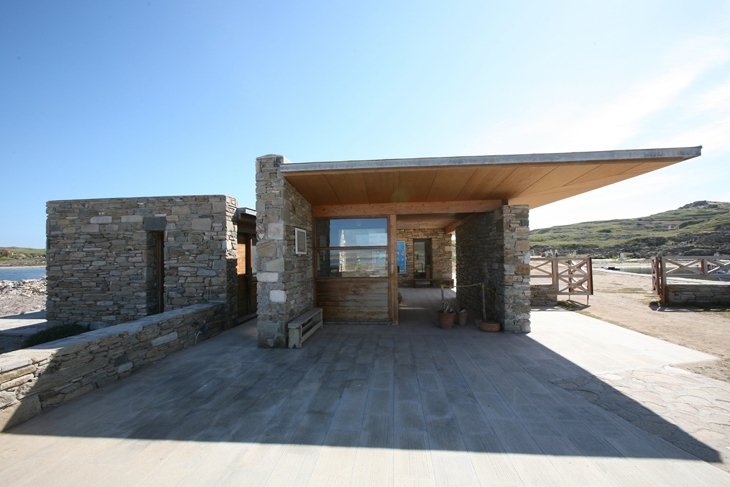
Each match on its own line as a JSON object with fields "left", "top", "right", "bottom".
{"left": 279, "top": 146, "right": 702, "bottom": 173}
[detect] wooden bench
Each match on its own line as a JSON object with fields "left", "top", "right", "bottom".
{"left": 413, "top": 278, "right": 454, "bottom": 288}
{"left": 287, "top": 308, "right": 323, "bottom": 349}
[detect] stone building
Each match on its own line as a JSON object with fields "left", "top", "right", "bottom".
{"left": 46, "top": 195, "right": 242, "bottom": 329}
{"left": 253, "top": 147, "right": 701, "bottom": 346}
{"left": 45, "top": 147, "right": 702, "bottom": 348}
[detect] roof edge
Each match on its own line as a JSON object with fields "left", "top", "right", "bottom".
{"left": 280, "top": 146, "right": 702, "bottom": 173}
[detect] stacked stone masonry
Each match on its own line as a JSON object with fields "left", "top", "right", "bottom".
{"left": 666, "top": 283, "right": 730, "bottom": 306}
{"left": 46, "top": 195, "right": 238, "bottom": 329}
{"left": 396, "top": 228, "right": 452, "bottom": 287}
{"left": 530, "top": 284, "right": 558, "bottom": 307}
{"left": 255, "top": 155, "right": 314, "bottom": 348}
{"left": 0, "top": 302, "right": 226, "bottom": 431}
{"left": 455, "top": 206, "right": 531, "bottom": 332}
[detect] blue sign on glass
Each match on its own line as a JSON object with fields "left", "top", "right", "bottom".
{"left": 397, "top": 241, "right": 406, "bottom": 274}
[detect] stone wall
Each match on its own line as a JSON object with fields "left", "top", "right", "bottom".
{"left": 531, "top": 284, "right": 558, "bottom": 307}
{"left": 255, "top": 155, "right": 314, "bottom": 348}
{"left": 666, "top": 283, "right": 730, "bottom": 306}
{"left": 455, "top": 206, "right": 531, "bottom": 332}
{"left": 46, "top": 195, "right": 238, "bottom": 328}
{"left": 396, "top": 228, "right": 452, "bottom": 287}
{"left": 0, "top": 302, "right": 227, "bottom": 431}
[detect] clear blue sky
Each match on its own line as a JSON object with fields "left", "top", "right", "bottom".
{"left": 2, "top": 1, "right": 730, "bottom": 248}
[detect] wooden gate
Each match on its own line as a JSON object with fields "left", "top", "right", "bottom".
{"left": 530, "top": 257, "right": 594, "bottom": 298}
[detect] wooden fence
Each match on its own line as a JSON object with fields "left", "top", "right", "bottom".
{"left": 652, "top": 255, "right": 730, "bottom": 304}
{"left": 530, "top": 257, "right": 594, "bottom": 299}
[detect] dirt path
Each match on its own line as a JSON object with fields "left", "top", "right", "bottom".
{"left": 563, "top": 269, "right": 730, "bottom": 382}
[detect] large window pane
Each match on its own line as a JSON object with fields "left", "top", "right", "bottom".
{"left": 316, "top": 218, "right": 387, "bottom": 248}
{"left": 317, "top": 249, "right": 388, "bottom": 278}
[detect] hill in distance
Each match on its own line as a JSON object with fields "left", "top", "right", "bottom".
{"left": 0, "top": 247, "right": 46, "bottom": 267}
{"left": 530, "top": 201, "right": 730, "bottom": 259}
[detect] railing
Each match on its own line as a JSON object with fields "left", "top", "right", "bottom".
{"left": 530, "top": 257, "right": 594, "bottom": 299}
{"left": 652, "top": 255, "right": 730, "bottom": 304}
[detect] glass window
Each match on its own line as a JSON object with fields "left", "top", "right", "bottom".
{"left": 317, "top": 249, "right": 388, "bottom": 278}
{"left": 316, "top": 218, "right": 387, "bottom": 248}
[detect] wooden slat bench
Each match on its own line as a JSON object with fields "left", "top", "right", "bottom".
{"left": 287, "top": 308, "right": 323, "bottom": 349}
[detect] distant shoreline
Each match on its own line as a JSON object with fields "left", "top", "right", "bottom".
{"left": 0, "top": 265, "right": 45, "bottom": 270}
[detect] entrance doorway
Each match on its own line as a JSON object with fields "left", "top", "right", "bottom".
{"left": 414, "top": 239, "right": 432, "bottom": 284}
{"left": 236, "top": 208, "right": 258, "bottom": 321}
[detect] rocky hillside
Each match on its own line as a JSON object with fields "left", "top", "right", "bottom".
{"left": 0, "top": 247, "right": 45, "bottom": 267}
{"left": 530, "top": 201, "right": 730, "bottom": 258}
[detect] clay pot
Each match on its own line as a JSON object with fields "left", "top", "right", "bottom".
{"left": 457, "top": 310, "right": 468, "bottom": 326}
{"left": 437, "top": 311, "right": 456, "bottom": 329}
{"left": 478, "top": 321, "right": 500, "bottom": 332}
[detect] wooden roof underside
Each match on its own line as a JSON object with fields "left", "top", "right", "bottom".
{"left": 281, "top": 148, "right": 700, "bottom": 231}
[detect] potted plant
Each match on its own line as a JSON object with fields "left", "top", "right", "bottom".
{"left": 457, "top": 307, "right": 468, "bottom": 326}
{"left": 437, "top": 301, "right": 456, "bottom": 329}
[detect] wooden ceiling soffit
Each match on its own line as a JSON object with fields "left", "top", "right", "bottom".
{"left": 487, "top": 166, "right": 555, "bottom": 200}
{"left": 455, "top": 166, "right": 516, "bottom": 200}
{"left": 312, "top": 200, "right": 502, "bottom": 218}
{"left": 284, "top": 174, "right": 340, "bottom": 205}
{"left": 361, "top": 171, "right": 400, "bottom": 204}
{"left": 425, "top": 168, "right": 478, "bottom": 202}
{"left": 512, "top": 164, "right": 599, "bottom": 197}
{"left": 324, "top": 173, "right": 369, "bottom": 205}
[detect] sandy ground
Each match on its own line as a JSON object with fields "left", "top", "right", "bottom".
{"left": 564, "top": 269, "right": 730, "bottom": 383}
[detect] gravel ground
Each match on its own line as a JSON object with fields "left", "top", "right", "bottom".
{"left": 0, "top": 278, "right": 46, "bottom": 317}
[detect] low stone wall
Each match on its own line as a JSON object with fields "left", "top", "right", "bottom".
{"left": 666, "top": 283, "right": 730, "bottom": 306}
{"left": 531, "top": 285, "right": 558, "bottom": 307}
{"left": 0, "top": 302, "right": 227, "bottom": 431}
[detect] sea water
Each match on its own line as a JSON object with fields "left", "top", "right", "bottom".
{"left": 0, "top": 267, "right": 46, "bottom": 281}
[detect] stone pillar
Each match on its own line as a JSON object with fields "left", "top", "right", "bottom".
{"left": 255, "top": 155, "right": 314, "bottom": 348}
{"left": 455, "top": 205, "right": 531, "bottom": 332}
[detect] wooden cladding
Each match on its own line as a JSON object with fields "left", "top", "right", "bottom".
{"left": 316, "top": 278, "right": 389, "bottom": 322}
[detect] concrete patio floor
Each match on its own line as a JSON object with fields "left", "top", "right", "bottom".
{"left": 1, "top": 288, "right": 729, "bottom": 486}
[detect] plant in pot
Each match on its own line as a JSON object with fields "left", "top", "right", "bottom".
{"left": 437, "top": 300, "right": 456, "bottom": 329}
{"left": 457, "top": 307, "right": 468, "bottom": 326}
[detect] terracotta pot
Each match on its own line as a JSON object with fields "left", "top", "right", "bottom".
{"left": 478, "top": 321, "right": 500, "bottom": 332}
{"left": 457, "top": 310, "right": 468, "bottom": 326}
{"left": 437, "top": 311, "right": 456, "bottom": 329}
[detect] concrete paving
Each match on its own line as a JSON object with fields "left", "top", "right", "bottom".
{"left": 0, "top": 311, "right": 48, "bottom": 354}
{"left": 0, "top": 288, "right": 728, "bottom": 486}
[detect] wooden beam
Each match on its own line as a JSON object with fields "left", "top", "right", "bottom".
{"left": 312, "top": 200, "right": 501, "bottom": 218}
{"left": 443, "top": 212, "right": 485, "bottom": 233}
{"left": 388, "top": 214, "right": 398, "bottom": 325}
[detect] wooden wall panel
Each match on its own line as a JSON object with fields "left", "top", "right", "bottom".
{"left": 316, "top": 278, "right": 389, "bottom": 322}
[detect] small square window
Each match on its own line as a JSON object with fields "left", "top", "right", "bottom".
{"left": 295, "top": 228, "right": 307, "bottom": 255}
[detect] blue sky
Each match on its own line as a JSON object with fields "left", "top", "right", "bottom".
{"left": 2, "top": 1, "right": 730, "bottom": 248}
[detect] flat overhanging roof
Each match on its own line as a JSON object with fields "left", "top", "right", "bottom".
{"left": 279, "top": 146, "right": 701, "bottom": 230}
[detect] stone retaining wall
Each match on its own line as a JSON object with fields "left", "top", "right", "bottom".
{"left": 531, "top": 284, "right": 558, "bottom": 306}
{"left": 666, "top": 283, "right": 730, "bottom": 306}
{"left": 396, "top": 229, "right": 452, "bottom": 287}
{"left": 46, "top": 195, "right": 238, "bottom": 329}
{"left": 456, "top": 205, "right": 531, "bottom": 332}
{"left": 0, "top": 302, "right": 226, "bottom": 431}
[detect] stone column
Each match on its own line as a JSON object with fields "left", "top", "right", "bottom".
{"left": 255, "top": 155, "right": 314, "bottom": 348}
{"left": 455, "top": 205, "right": 531, "bottom": 332}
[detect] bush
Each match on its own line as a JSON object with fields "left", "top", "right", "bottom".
{"left": 22, "top": 324, "right": 90, "bottom": 348}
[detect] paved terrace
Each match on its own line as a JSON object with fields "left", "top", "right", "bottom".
{"left": 1, "top": 288, "right": 729, "bottom": 486}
